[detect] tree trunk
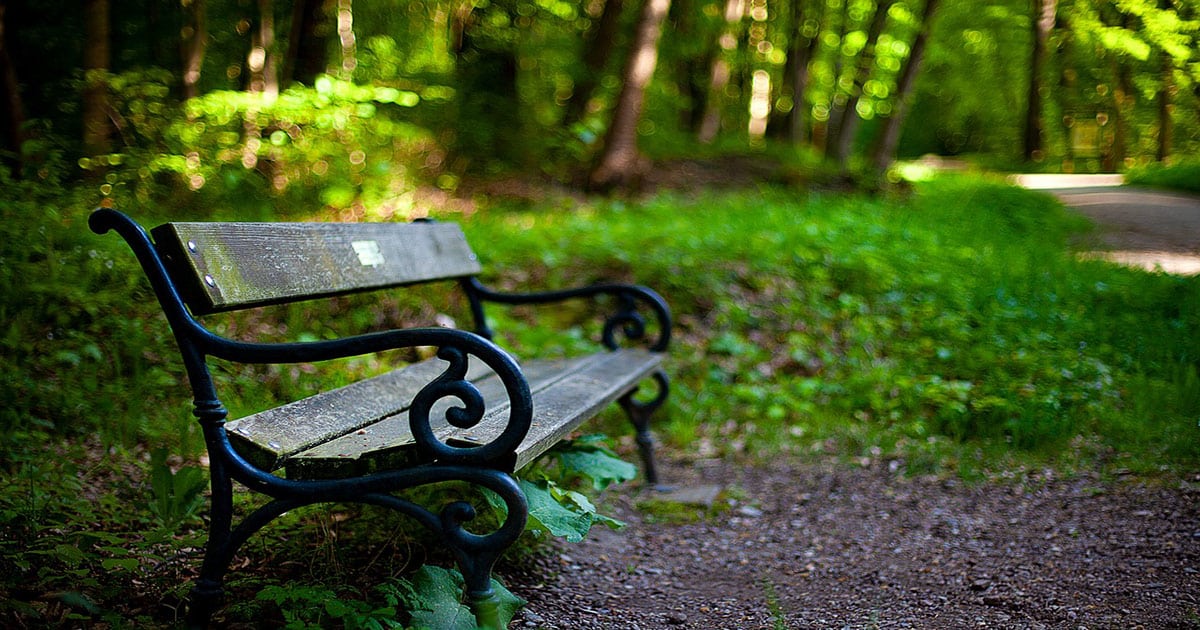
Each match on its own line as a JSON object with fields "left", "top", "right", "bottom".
{"left": 180, "top": 0, "right": 206, "bottom": 100}
{"left": 828, "top": 0, "right": 895, "bottom": 165}
{"left": 1106, "top": 56, "right": 1133, "bottom": 170}
{"left": 336, "top": 0, "right": 355, "bottom": 78}
{"left": 285, "top": 0, "right": 330, "bottom": 85}
{"left": 247, "top": 0, "right": 278, "bottom": 98}
{"left": 0, "top": 1, "right": 25, "bottom": 176}
{"left": 869, "top": 0, "right": 940, "bottom": 173}
{"left": 564, "top": 0, "right": 625, "bottom": 126}
{"left": 697, "top": 0, "right": 743, "bottom": 144}
{"left": 670, "top": 0, "right": 708, "bottom": 133}
{"left": 589, "top": 0, "right": 672, "bottom": 191}
{"left": 452, "top": 0, "right": 523, "bottom": 168}
{"left": 82, "top": 0, "right": 111, "bottom": 158}
{"left": 1156, "top": 52, "right": 1172, "bottom": 162}
{"left": 789, "top": 0, "right": 825, "bottom": 145}
{"left": 1022, "top": 0, "right": 1055, "bottom": 162}
{"left": 766, "top": 0, "right": 799, "bottom": 140}
{"left": 817, "top": 0, "right": 851, "bottom": 152}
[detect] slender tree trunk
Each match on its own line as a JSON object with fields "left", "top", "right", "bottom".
{"left": 82, "top": 0, "right": 111, "bottom": 158}
{"left": 336, "top": 0, "right": 355, "bottom": 78}
{"left": 671, "top": 0, "right": 708, "bottom": 132}
{"left": 1022, "top": 0, "right": 1055, "bottom": 161}
{"left": 0, "top": 1, "right": 25, "bottom": 176}
{"left": 589, "top": 0, "right": 672, "bottom": 191}
{"left": 789, "top": 0, "right": 825, "bottom": 145}
{"left": 766, "top": 0, "right": 798, "bottom": 140}
{"left": 828, "top": 0, "right": 895, "bottom": 165}
{"left": 869, "top": 0, "right": 940, "bottom": 173}
{"left": 247, "top": 0, "right": 278, "bottom": 98}
{"left": 564, "top": 0, "right": 625, "bottom": 125}
{"left": 180, "top": 0, "right": 206, "bottom": 100}
{"left": 453, "top": 0, "right": 523, "bottom": 168}
{"left": 817, "top": 0, "right": 851, "bottom": 152}
{"left": 697, "top": 0, "right": 743, "bottom": 143}
{"left": 285, "top": 0, "right": 330, "bottom": 85}
{"left": 1156, "top": 52, "right": 1172, "bottom": 162}
{"left": 1107, "top": 56, "right": 1133, "bottom": 170}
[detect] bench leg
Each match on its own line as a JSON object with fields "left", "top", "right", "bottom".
{"left": 186, "top": 453, "right": 234, "bottom": 629}
{"left": 618, "top": 370, "right": 670, "bottom": 487}
{"left": 460, "top": 553, "right": 504, "bottom": 630}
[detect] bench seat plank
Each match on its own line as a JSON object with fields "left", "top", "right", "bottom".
{"left": 278, "top": 348, "right": 662, "bottom": 478}
{"left": 226, "top": 356, "right": 496, "bottom": 471}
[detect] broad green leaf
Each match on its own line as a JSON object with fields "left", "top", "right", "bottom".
{"left": 522, "top": 480, "right": 593, "bottom": 543}
{"left": 555, "top": 447, "right": 637, "bottom": 492}
{"left": 402, "top": 566, "right": 524, "bottom": 630}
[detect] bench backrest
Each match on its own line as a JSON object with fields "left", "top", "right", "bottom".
{"left": 151, "top": 221, "right": 482, "bottom": 315}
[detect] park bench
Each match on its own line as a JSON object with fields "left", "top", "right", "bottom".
{"left": 89, "top": 209, "right": 671, "bottom": 628}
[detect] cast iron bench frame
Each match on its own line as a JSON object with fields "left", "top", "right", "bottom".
{"left": 90, "top": 209, "right": 671, "bottom": 628}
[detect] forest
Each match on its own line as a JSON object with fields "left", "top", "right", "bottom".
{"left": 2, "top": 0, "right": 1200, "bottom": 627}
{"left": 1, "top": 0, "right": 1198, "bottom": 195}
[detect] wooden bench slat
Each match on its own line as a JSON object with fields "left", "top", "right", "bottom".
{"left": 152, "top": 221, "right": 482, "bottom": 314}
{"left": 508, "top": 349, "right": 663, "bottom": 470}
{"left": 285, "top": 349, "right": 662, "bottom": 478}
{"left": 226, "top": 356, "right": 495, "bottom": 470}
{"left": 284, "top": 356, "right": 588, "bottom": 478}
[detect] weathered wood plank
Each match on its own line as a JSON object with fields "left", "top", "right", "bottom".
{"left": 509, "top": 349, "right": 663, "bottom": 469}
{"left": 285, "top": 349, "right": 663, "bottom": 478}
{"left": 151, "top": 221, "right": 481, "bottom": 314}
{"left": 286, "top": 356, "right": 590, "bottom": 478}
{"left": 226, "top": 355, "right": 494, "bottom": 471}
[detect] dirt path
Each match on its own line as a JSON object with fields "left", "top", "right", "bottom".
{"left": 504, "top": 457, "right": 1199, "bottom": 629}
{"left": 1013, "top": 174, "right": 1200, "bottom": 275}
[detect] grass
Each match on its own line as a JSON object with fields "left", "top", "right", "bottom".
{"left": 3, "top": 170, "right": 1200, "bottom": 625}
{"left": 463, "top": 177, "right": 1200, "bottom": 473}
{"left": 1125, "top": 159, "right": 1200, "bottom": 194}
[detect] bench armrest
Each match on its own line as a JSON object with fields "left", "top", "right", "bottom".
{"left": 464, "top": 278, "right": 672, "bottom": 353}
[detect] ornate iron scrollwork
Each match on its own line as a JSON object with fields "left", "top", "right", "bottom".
{"left": 464, "top": 278, "right": 672, "bottom": 353}
{"left": 407, "top": 344, "right": 533, "bottom": 467}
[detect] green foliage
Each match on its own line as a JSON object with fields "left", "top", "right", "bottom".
{"left": 255, "top": 583, "right": 405, "bottom": 630}
{"left": 483, "top": 438, "right": 633, "bottom": 544}
{"left": 465, "top": 176, "right": 1200, "bottom": 471}
{"left": 393, "top": 566, "right": 524, "bottom": 630}
{"left": 549, "top": 434, "right": 639, "bottom": 492}
{"left": 146, "top": 448, "right": 206, "bottom": 528}
{"left": 1125, "top": 159, "right": 1200, "bottom": 193}
{"left": 0, "top": 166, "right": 190, "bottom": 449}
{"left": 94, "top": 71, "right": 441, "bottom": 218}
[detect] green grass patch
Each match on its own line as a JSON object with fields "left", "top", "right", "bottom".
{"left": 461, "top": 176, "right": 1200, "bottom": 473}
{"left": 1125, "top": 159, "right": 1200, "bottom": 194}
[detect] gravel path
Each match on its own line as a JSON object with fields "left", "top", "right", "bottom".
{"left": 1014, "top": 175, "right": 1200, "bottom": 275}
{"left": 504, "top": 457, "right": 1199, "bottom": 629}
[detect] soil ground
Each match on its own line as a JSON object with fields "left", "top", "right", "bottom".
{"left": 504, "top": 457, "right": 1199, "bottom": 629}
{"left": 500, "top": 179, "right": 1200, "bottom": 629}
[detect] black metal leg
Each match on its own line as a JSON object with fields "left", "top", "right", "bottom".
{"left": 618, "top": 370, "right": 670, "bottom": 488}
{"left": 185, "top": 578, "right": 224, "bottom": 629}
{"left": 456, "top": 550, "right": 504, "bottom": 630}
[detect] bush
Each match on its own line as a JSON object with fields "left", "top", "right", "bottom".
{"left": 89, "top": 71, "right": 445, "bottom": 220}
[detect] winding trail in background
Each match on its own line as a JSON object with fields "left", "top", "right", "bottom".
{"left": 1012, "top": 173, "right": 1200, "bottom": 275}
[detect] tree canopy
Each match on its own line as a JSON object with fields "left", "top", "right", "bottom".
{"left": 0, "top": 0, "right": 1196, "bottom": 196}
